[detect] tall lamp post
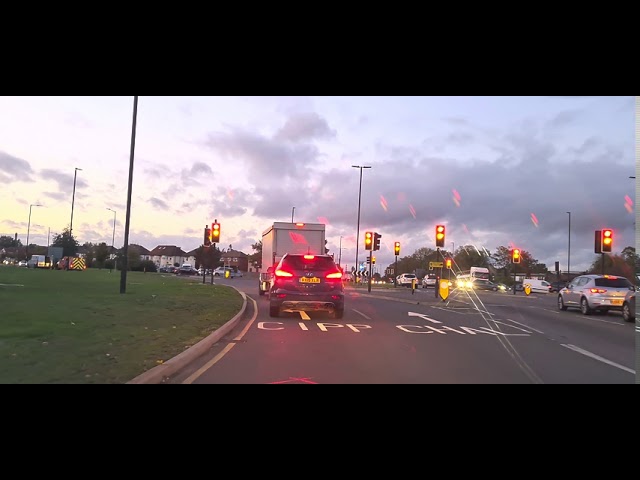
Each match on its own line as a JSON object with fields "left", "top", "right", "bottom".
{"left": 338, "top": 236, "right": 342, "bottom": 268}
{"left": 26, "top": 203, "right": 42, "bottom": 259}
{"left": 291, "top": 206, "right": 295, "bottom": 223}
{"left": 69, "top": 167, "right": 82, "bottom": 235}
{"left": 120, "top": 95, "right": 139, "bottom": 294}
{"left": 352, "top": 165, "right": 371, "bottom": 281}
{"left": 566, "top": 211, "right": 571, "bottom": 282}
{"left": 107, "top": 208, "right": 116, "bottom": 271}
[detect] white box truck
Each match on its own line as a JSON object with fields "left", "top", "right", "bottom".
{"left": 259, "top": 222, "right": 326, "bottom": 295}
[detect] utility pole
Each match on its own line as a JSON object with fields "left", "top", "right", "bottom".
{"left": 120, "top": 95, "right": 138, "bottom": 294}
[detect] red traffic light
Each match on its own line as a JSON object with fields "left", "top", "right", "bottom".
{"left": 365, "top": 232, "right": 373, "bottom": 250}
{"left": 435, "top": 225, "right": 445, "bottom": 247}
{"left": 394, "top": 242, "right": 400, "bottom": 256}
{"left": 211, "top": 222, "right": 220, "bottom": 242}
{"left": 512, "top": 248, "right": 521, "bottom": 263}
{"left": 602, "top": 229, "right": 613, "bottom": 252}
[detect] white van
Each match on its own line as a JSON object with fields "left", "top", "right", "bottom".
{"left": 522, "top": 279, "right": 551, "bottom": 293}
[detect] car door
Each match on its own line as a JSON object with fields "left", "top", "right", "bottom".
{"left": 563, "top": 277, "right": 582, "bottom": 306}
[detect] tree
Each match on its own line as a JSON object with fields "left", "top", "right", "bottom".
{"left": 51, "top": 228, "right": 79, "bottom": 257}
{"left": 248, "top": 240, "right": 262, "bottom": 267}
{"left": 587, "top": 253, "right": 634, "bottom": 281}
{"left": 0, "top": 236, "right": 22, "bottom": 248}
{"left": 194, "top": 245, "right": 222, "bottom": 270}
{"left": 94, "top": 243, "right": 110, "bottom": 268}
{"left": 621, "top": 246, "right": 639, "bottom": 272}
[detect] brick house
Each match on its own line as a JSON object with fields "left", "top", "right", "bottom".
{"left": 220, "top": 248, "right": 248, "bottom": 272}
{"left": 149, "top": 245, "right": 190, "bottom": 268}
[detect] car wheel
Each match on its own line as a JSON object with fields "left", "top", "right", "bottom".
{"left": 580, "top": 297, "right": 592, "bottom": 315}
{"left": 258, "top": 290, "right": 265, "bottom": 296}
{"left": 558, "top": 295, "right": 568, "bottom": 311}
{"left": 269, "top": 304, "right": 279, "bottom": 317}
{"left": 622, "top": 302, "right": 635, "bottom": 322}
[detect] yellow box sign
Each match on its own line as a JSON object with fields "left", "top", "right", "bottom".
{"left": 429, "top": 261, "right": 444, "bottom": 268}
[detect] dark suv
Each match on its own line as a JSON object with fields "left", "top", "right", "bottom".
{"left": 268, "top": 254, "right": 344, "bottom": 318}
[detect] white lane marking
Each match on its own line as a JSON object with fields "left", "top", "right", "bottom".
{"left": 299, "top": 311, "right": 311, "bottom": 320}
{"left": 504, "top": 318, "right": 545, "bottom": 334}
{"left": 561, "top": 344, "right": 635, "bottom": 375}
{"left": 352, "top": 309, "right": 371, "bottom": 320}
{"left": 299, "top": 322, "right": 309, "bottom": 331}
{"left": 408, "top": 312, "right": 442, "bottom": 324}
{"left": 431, "top": 306, "right": 467, "bottom": 315}
{"left": 183, "top": 296, "right": 258, "bottom": 384}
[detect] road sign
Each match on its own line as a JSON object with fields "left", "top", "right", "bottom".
{"left": 429, "top": 261, "right": 444, "bottom": 268}
{"left": 524, "top": 283, "right": 531, "bottom": 295}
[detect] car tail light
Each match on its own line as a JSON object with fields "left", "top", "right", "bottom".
{"left": 304, "top": 255, "right": 315, "bottom": 260}
{"left": 326, "top": 271, "right": 342, "bottom": 279}
{"left": 275, "top": 269, "right": 293, "bottom": 277}
{"left": 590, "top": 288, "right": 607, "bottom": 293}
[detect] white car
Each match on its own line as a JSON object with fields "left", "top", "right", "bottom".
{"left": 397, "top": 273, "right": 417, "bottom": 287}
{"left": 214, "top": 267, "right": 243, "bottom": 277}
{"left": 18, "top": 260, "right": 28, "bottom": 267}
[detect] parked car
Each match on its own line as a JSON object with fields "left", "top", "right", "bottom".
{"left": 622, "top": 289, "right": 636, "bottom": 322}
{"left": 557, "top": 274, "right": 635, "bottom": 315}
{"left": 422, "top": 274, "right": 437, "bottom": 289}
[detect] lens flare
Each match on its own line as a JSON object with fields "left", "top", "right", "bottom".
{"left": 317, "top": 216, "right": 330, "bottom": 225}
{"left": 624, "top": 195, "right": 634, "bottom": 213}
{"left": 452, "top": 189, "right": 461, "bottom": 207}
{"left": 531, "top": 213, "right": 539, "bottom": 227}
{"left": 380, "top": 195, "right": 388, "bottom": 212}
{"left": 409, "top": 204, "right": 416, "bottom": 219}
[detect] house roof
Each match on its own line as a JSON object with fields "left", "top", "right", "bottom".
{"left": 130, "top": 244, "right": 151, "bottom": 255}
{"left": 149, "top": 245, "right": 188, "bottom": 257}
{"left": 221, "top": 249, "right": 248, "bottom": 258}
{"left": 186, "top": 248, "right": 199, "bottom": 256}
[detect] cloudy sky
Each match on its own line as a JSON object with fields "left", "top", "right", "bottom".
{"left": 0, "top": 96, "right": 635, "bottom": 271}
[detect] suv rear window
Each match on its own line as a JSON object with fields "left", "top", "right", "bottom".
{"left": 282, "top": 255, "right": 336, "bottom": 271}
{"left": 594, "top": 277, "right": 632, "bottom": 288}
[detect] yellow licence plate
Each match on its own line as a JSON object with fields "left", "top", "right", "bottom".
{"left": 611, "top": 299, "right": 623, "bottom": 305}
{"left": 299, "top": 277, "right": 320, "bottom": 284}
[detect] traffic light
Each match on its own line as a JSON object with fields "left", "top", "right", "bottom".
{"left": 366, "top": 257, "right": 371, "bottom": 264}
{"left": 512, "top": 248, "right": 521, "bottom": 264}
{"left": 594, "top": 230, "right": 602, "bottom": 253}
{"left": 212, "top": 221, "right": 220, "bottom": 243}
{"left": 602, "top": 229, "right": 613, "bottom": 252}
{"left": 372, "top": 256, "right": 376, "bottom": 265}
{"left": 446, "top": 258, "right": 452, "bottom": 269}
{"left": 365, "top": 232, "right": 373, "bottom": 250}
{"left": 435, "top": 225, "right": 445, "bottom": 248}
{"left": 204, "top": 225, "right": 211, "bottom": 246}
{"left": 374, "top": 232, "right": 382, "bottom": 251}
{"left": 394, "top": 242, "right": 401, "bottom": 256}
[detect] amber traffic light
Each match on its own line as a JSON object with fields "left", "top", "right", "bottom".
{"left": 602, "top": 229, "right": 612, "bottom": 252}
{"left": 212, "top": 221, "right": 220, "bottom": 243}
{"left": 394, "top": 242, "right": 400, "bottom": 256}
{"left": 512, "top": 248, "right": 521, "bottom": 264}
{"left": 435, "top": 225, "right": 445, "bottom": 248}
{"left": 365, "top": 232, "right": 373, "bottom": 250}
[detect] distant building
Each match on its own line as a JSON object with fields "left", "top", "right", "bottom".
{"left": 149, "top": 245, "right": 189, "bottom": 267}
{"left": 220, "top": 249, "right": 248, "bottom": 272}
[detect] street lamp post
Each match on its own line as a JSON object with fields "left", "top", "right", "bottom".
{"left": 338, "top": 236, "right": 342, "bottom": 268}
{"left": 566, "top": 212, "right": 571, "bottom": 283}
{"left": 69, "top": 167, "right": 82, "bottom": 235}
{"left": 120, "top": 95, "right": 139, "bottom": 294}
{"left": 107, "top": 208, "right": 116, "bottom": 272}
{"left": 291, "top": 206, "right": 295, "bottom": 223}
{"left": 352, "top": 165, "right": 371, "bottom": 281}
{"left": 26, "top": 203, "right": 42, "bottom": 259}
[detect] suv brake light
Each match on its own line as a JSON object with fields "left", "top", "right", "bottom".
{"left": 275, "top": 269, "right": 293, "bottom": 277}
{"left": 304, "top": 255, "right": 315, "bottom": 260}
{"left": 326, "top": 271, "right": 342, "bottom": 279}
{"left": 590, "top": 288, "right": 607, "bottom": 293}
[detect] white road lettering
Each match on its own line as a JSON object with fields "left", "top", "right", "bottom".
{"left": 346, "top": 324, "right": 373, "bottom": 333}
{"left": 408, "top": 312, "right": 442, "bottom": 324}
{"left": 298, "top": 322, "right": 309, "bottom": 331}
{"left": 396, "top": 325, "right": 434, "bottom": 334}
{"left": 459, "top": 326, "right": 498, "bottom": 335}
{"left": 478, "top": 327, "right": 529, "bottom": 336}
{"left": 427, "top": 325, "right": 467, "bottom": 335}
{"left": 317, "top": 323, "right": 344, "bottom": 332}
{"left": 257, "top": 322, "right": 284, "bottom": 330}
{"left": 299, "top": 311, "right": 311, "bottom": 320}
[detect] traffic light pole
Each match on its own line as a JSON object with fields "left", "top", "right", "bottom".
{"left": 602, "top": 253, "right": 605, "bottom": 275}
{"left": 368, "top": 250, "right": 373, "bottom": 293}
{"left": 435, "top": 247, "right": 439, "bottom": 298}
{"left": 394, "top": 254, "right": 398, "bottom": 288}
{"left": 513, "top": 262, "right": 517, "bottom": 295}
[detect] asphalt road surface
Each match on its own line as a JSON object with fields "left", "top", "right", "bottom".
{"left": 169, "top": 277, "right": 636, "bottom": 384}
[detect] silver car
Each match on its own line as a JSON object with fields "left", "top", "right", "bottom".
{"left": 558, "top": 274, "right": 635, "bottom": 315}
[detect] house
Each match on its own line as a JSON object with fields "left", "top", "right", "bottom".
{"left": 220, "top": 249, "right": 248, "bottom": 272}
{"left": 130, "top": 244, "right": 152, "bottom": 261}
{"left": 185, "top": 248, "right": 198, "bottom": 267}
{"left": 149, "top": 245, "right": 189, "bottom": 268}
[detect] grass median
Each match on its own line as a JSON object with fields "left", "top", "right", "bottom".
{"left": 0, "top": 267, "right": 244, "bottom": 384}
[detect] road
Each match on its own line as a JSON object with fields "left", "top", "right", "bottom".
{"left": 169, "top": 277, "right": 636, "bottom": 384}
